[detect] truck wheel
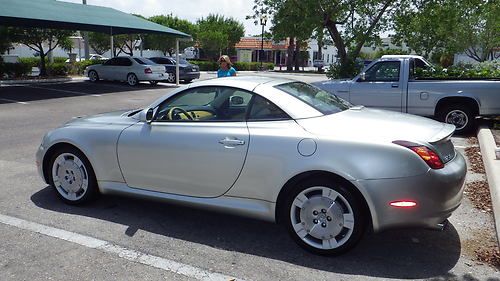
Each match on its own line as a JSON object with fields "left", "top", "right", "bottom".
{"left": 437, "top": 104, "right": 476, "bottom": 134}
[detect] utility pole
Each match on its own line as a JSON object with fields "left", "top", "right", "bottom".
{"left": 83, "top": 0, "right": 90, "bottom": 60}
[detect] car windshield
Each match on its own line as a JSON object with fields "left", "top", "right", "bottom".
{"left": 134, "top": 58, "right": 157, "bottom": 65}
{"left": 275, "top": 82, "right": 352, "bottom": 115}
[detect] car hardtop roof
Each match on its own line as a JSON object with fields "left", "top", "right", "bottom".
{"left": 381, "top": 54, "right": 425, "bottom": 60}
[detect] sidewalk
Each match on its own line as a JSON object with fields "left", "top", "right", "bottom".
{"left": 478, "top": 126, "right": 500, "bottom": 248}
{"left": 0, "top": 76, "right": 86, "bottom": 85}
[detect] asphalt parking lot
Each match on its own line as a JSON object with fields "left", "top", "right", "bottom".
{"left": 0, "top": 78, "right": 499, "bottom": 280}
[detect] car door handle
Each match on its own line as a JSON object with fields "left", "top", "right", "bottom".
{"left": 391, "top": 83, "right": 399, "bottom": 88}
{"left": 218, "top": 137, "right": 245, "bottom": 146}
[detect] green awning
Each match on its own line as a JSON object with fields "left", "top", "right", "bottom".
{"left": 0, "top": 0, "right": 191, "bottom": 37}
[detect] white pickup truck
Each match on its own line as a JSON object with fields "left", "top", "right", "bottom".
{"left": 313, "top": 55, "right": 500, "bottom": 133}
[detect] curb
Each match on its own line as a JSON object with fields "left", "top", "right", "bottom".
{"left": 477, "top": 126, "right": 500, "bottom": 248}
{"left": 0, "top": 76, "right": 85, "bottom": 85}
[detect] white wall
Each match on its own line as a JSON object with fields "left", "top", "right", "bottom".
{"left": 306, "top": 39, "right": 338, "bottom": 66}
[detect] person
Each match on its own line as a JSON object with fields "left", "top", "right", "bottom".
{"left": 217, "top": 55, "right": 237, "bottom": 78}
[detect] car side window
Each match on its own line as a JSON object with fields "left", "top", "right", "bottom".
{"left": 104, "top": 58, "right": 118, "bottom": 66}
{"left": 364, "top": 61, "right": 400, "bottom": 82}
{"left": 120, "top": 58, "right": 133, "bottom": 66}
{"left": 154, "top": 86, "right": 254, "bottom": 122}
{"left": 248, "top": 95, "right": 290, "bottom": 121}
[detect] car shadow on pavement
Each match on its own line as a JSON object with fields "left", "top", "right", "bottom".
{"left": 31, "top": 186, "right": 462, "bottom": 279}
{"left": 0, "top": 81, "right": 177, "bottom": 104}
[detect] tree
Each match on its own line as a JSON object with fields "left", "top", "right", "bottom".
{"left": 114, "top": 34, "right": 140, "bottom": 56}
{"left": 10, "top": 28, "right": 73, "bottom": 76}
{"left": 88, "top": 32, "right": 110, "bottom": 55}
{"left": 0, "top": 26, "right": 14, "bottom": 57}
{"left": 251, "top": 0, "right": 402, "bottom": 77}
{"left": 196, "top": 14, "right": 244, "bottom": 59}
{"left": 394, "top": 0, "right": 499, "bottom": 62}
{"left": 143, "top": 15, "right": 197, "bottom": 56}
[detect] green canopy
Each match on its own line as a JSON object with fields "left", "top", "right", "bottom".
{"left": 0, "top": 0, "right": 191, "bottom": 37}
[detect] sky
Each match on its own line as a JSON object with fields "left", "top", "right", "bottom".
{"left": 60, "top": 0, "right": 265, "bottom": 36}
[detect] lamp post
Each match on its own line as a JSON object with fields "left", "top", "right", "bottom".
{"left": 259, "top": 14, "right": 268, "bottom": 70}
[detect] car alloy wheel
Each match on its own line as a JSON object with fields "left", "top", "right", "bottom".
{"left": 88, "top": 70, "right": 99, "bottom": 82}
{"left": 127, "top": 73, "right": 139, "bottom": 86}
{"left": 284, "top": 178, "right": 365, "bottom": 255}
{"left": 49, "top": 148, "right": 98, "bottom": 205}
{"left": 445, "top": 109, "right": 468, "bottom": 131}
{"left": 437, "top": 103, "right": 475, "bottom": 134}
{"left": 166, "top": 72, "right": 176, "bottom": 83}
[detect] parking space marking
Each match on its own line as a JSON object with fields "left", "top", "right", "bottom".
{"left": 0, "top": 98, "right": 29, "bottom": 104}
{"left": 0, "top": 213, "right": 243, "bottom": 281}
{"left": 21, "top": 85, "right": 89, "bottom": 96}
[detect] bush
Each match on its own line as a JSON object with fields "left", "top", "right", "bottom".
{"left": 188, "top": 60, "right": 218, "bottom": 71}
{"left": 415, "top": 60, "right": 500, "bottom": 79}
{"left": 46, "top": 62, "right": 68, "bottom": 76}
{"left": 18, "top": 57, "right": 68, "bottom": 68}
{"left": 326, "top": 59, "right": 361, "bottom": 79}
{"left": 74, "top": 60, "right": 103, "bottom": 75}
{"left": 0, "top": 62, "right": 32, "bottom": 78}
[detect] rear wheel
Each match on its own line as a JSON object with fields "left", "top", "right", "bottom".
{"left": 283, "top": 177, "right": 366, "bottom": 255}
{"left": 166, "top": 72, "right": 176, "bottom": 83}
{"left": 127, "top": 73, "right": 139, "bottom": 86}
{"left": 437, "top": 103, "right": 476, "bottom": 134}
{"left": 88, "top": 70, "right": 99, "bottom": 82}
{"left": 48, "top": 147, "right": 98, "bottom": 205}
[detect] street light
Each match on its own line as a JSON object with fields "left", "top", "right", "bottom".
{"left": 259, "top": 13, "right": 268, "bottom": 70}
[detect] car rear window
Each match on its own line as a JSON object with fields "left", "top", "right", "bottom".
{"left": 134, "top": 58, "right": 157, "bottom": 65}
{"left": 275, "top": 82, "right": 352, "bottom": 115}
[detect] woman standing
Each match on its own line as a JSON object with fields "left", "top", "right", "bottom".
{"left": 217, "top": 55, "right": 237, "bottom": 78}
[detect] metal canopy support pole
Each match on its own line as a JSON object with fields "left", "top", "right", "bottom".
{"left": 176, "top": 38, "right": 179, "bottom": 86}
{"left": 110, "top": 27, "right": 114, "bottom": 58}
{"left": 83, "top": 0, "right": 89, "bottom": 60}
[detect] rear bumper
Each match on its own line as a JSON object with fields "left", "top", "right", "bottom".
{"left": 179, "top": 72, "right": 200, "bottom": 80}
{"left": 138, "top": 72, "right": 166, "bottom": 81}
{"left": 355, "top": 151, "right": 467, "bottom": 232}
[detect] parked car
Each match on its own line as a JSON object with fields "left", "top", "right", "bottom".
{"left": 36, "top": 76, "right": 466, "bottom": 255}
{"left": 149, "top": 56, "right": 200, "bottom": 83}
{"left": 84, "top": 56, "right": 166, "bottom": 86}
{"left": 313, "top": 55, "right": 500, "bottom": 133}
{"left": 65, "top": 54, "right": 108, "bottom": 63}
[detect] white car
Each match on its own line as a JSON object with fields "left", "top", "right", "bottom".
{"left": 84, "top": 56, "right": 166, "bottom": 86}
{"left": 65, "top": 54, "right": 108, "bottom": 63}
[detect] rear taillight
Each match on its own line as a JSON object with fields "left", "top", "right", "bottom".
{"left": 393, "top": 140, "right": 444, "bottom": 169}
{"left": 144, "top": 68, "right": 153, "bottom": 74}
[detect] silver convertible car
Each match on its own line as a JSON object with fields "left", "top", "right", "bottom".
{"left": 36, "top": 76, "right": 466, "bottom": 255}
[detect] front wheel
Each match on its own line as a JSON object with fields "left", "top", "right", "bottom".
{"left": 166, "top": 72, "right": 176, "bottom": 83}
{"left": 283, "top": 178, "right": 366, "bottom": 255}
{"left": 48, "top": 147, "right": 98, "bottom": 205}
{"left": 127, "top": 73, "right": 139, "bottom": 86}
{"left": 88, "top": 70, "right": 99, "bottom": 82}
{"left": 437, "top": 104, "right": 476, "bottom": 134}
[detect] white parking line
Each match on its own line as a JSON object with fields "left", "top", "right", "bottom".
{"left": 0, "top": 98, "right": 29, "bottom": 104}
{"left": 22, "top": 84, "right": 89, "bottom": 96}
{"left": 0, "top": 213, "right": 242, "bottom": 281}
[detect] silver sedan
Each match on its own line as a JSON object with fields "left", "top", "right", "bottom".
{"left": 36, "top": 76, "right": 466, "bottom": 255}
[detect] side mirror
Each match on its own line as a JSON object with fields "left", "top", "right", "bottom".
{"left": 230, "top": 96, "right": 244, "bottom": 105}
{"left": 146, "top": 108, "right": 154, "bottom": 123}
{"left": 359, "top": 72, "right": 366, "bottom": 81}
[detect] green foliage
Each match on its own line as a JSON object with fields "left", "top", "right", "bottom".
{"left": 414, "top": 60, "right": 500, "bottom": 79}
{"left": 0, "top": 62, "right": 32, "bottom": 78}
{"left": 196, "top": 14, "right": 244, "bottom": 59}
{"left": 18, "top": 57, "right": 67, "bottom": 68}
{"left": 46, "top": 62, "right": 68, "bottom": 76}
{"left": 144, "top": 15, "right": 197, "bottom": 56}
{"left": 252, "top": 0, "right": 404, "bottom": 78}
{"left": 325, "top": 59, "right": 360, "bottom": 79}
{"left": 88, "top": 32, "right": 110, "bottom": 55}
{"left": 394, "top": 0, "right": 500, "bottom": 62}
{"left": 74, "top": 60, "right": 103, "bottom": 75}
{"left": 371, "top": 48, "right": 409, "bottom": 59}
{"left": 0, "top": 26, "right": 13, "bottom": 55}
{"left": 189, "top": 60, "right": 274, "bottom": 71}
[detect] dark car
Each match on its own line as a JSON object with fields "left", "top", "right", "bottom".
{"left": 149, "top": 57, "right": 200, "bottom": 83}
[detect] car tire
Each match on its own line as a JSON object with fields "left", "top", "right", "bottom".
{"left": 283, "top": 177, "right": 366, "bottom": 255}
{"left": 149, "top": 81, "right": 159, "bottom": 85}
{"left": 437, "top": 103, "right": 476, "bottom": 134}
{"left": 184, "top": 79, "right": 193, "bottom": 83}
{"left": 48, "top": 147, "right": 98, "bottom": 205}
{"left": 127, "top": 73, "right": 139, "bottom": 86}
{"left": 166, "top": 72, "right": 176, "bottom": 83}
{"left": 88, "top": 70, "right": 99, "bottom": 82}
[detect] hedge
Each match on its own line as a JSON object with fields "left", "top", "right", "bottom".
{"left": 415, "top": 60, "right": 500, "bottom": 79}
{"left": 18, "top": 57, "right": 67, "bottom": 68}
{"left": 0, "top": 62, "right": 32, "bottom": 78}
{"left": 189, "top": 60, "right": 274, "bottom": 71}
